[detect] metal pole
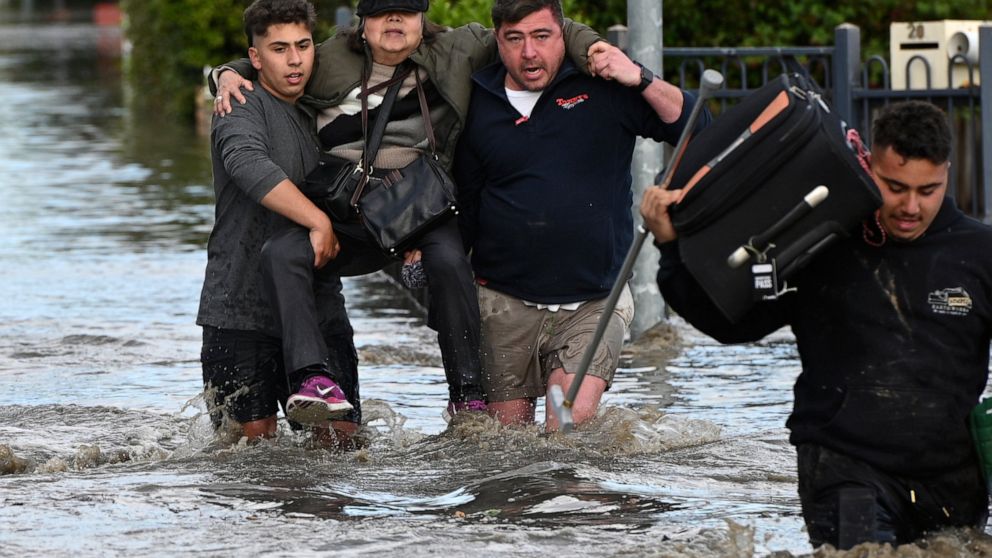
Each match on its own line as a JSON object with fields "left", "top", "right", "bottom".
{"left": 832, "top": 23, "right": 860, "bottom": 126}
{"left": 607, "top": 24, "right": 629, "bottom": 54}
{"left": 550, "top": 70, "right": 725, "bottom": 433}
{"left": 335, "top": 6, "right": 353, "bottom": 29}
{"left": 627, "top": 0, "right": 665, "bottom": 340}
{"left": 980, "top": 25, "right": 992, "bottom": 223}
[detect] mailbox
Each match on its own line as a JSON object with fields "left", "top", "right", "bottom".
{"left": 890, "top": 20, "right": 987, "bottom": 90}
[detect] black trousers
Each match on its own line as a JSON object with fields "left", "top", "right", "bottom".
{"left": 201, "top": 326, "right": 287, "bottom": 426}
{"left": 201, "top": 325, "right": 361, "bottom": 425}
{"left": 261, "top": 216, "right": 484, "bottom": 403}
{"left": 797, "top": 444, "right": 988, "bottom": 550}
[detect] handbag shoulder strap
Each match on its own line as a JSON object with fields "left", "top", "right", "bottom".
{"left": 360, "top": 62, "right": 411, "bottom": 172}
{"left": 412, "top": 69, "right": 438, "bottom": 157}
{"left": 351, "top": 63, "right": 409, "bottom": 206}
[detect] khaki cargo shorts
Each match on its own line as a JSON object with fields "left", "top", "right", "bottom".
{"left": 477, "top": 283, "right": 634, "bottom": 402}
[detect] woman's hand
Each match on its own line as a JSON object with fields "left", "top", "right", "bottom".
{"left": 213, "top": 69, "right": 254, "bottom": 116}
{"left": 403, "top": 249, "right": 422, "bottom": 265}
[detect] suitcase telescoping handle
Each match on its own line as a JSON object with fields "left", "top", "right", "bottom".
{"left": 549, "top": 69, "right": 725, "bottom": 434}
{"left": 725, "top": 185, "right": 830, "bottom": 268}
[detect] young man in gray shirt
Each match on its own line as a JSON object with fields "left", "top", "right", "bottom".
{"left": 197, "top": 0, "right": 359, "bottom": 444}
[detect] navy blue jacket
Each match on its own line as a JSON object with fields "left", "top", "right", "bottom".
{"left": 658, "top": 197, "right": 992, "bottom": 477}
{"left": 455, "top": 58, "right": 709, "bottom": 304}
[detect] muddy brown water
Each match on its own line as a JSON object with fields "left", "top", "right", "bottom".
{"left": 1, "top": 20, "right": 990, "bottom": 558}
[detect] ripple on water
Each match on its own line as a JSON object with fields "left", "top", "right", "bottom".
{"left": 3, "top": 398, "right": 992, "bottom": 556}
{"left": 6, "top": 25, "right": 992, "bottom": 557}
{"left": 0, "top": 404, "right": 195, "bottom": 474}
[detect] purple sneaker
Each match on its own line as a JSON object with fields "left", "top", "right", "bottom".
{"left": 447, "top": 399, "right": 488, "bottom": 416}
{"left": 286, "top": 376, "right": 353, "bottom": 425}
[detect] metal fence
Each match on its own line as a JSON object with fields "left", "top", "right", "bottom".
{"left": 637, "top": 24, "right": 992, "bottom": 222}
{"left": 397, "top": 23, "right": 992, "bottom": 317}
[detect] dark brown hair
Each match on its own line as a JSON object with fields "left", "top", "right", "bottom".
{"left": 243, "top": 0, "right": 316, "bottom": 47}
{"left": 491, "top": 0, "right": 563, "bottom": 30}
{"left": 872, "top": 101, "right": 951, "bottom": 164}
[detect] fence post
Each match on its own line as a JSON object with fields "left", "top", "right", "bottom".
{"left": 335, "top": 6, "right": 352, "bottom": 28}
{"left": 627, "top": 0, "right": 665, "bottom": 339}
{"left": 981, "top": 25, "right": 992, "bottom": 222}
{"left": 832, "top": 23, "right": 860, "bottom": 125}
{"left": 608, "top": 24, "right": 629, "bottom": 54}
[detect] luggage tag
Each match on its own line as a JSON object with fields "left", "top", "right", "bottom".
{"left": 751, "top": 259, "right": 797, "bottom": 300}
{"left": 751, "top": 261, "right": 779, "bottom": 300}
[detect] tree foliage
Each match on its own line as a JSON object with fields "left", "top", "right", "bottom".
{"left": 427, "top": 0, "right": 628, "bottom": 31}
{"left": 662, "top": 0, "right": 991, "bottom": 56}
{"left": 123, "top": 0, "right": 990, "bottom": 121}
{"left": 429, "top": 0, "right": 989, "bottom": 56}
{"left": 122, "top": 0, "right": 246, "bottom": 118}
{"left": 121, "top": 0, "right": 340, "bottom": 119}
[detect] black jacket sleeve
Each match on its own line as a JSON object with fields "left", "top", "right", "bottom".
{"left": 453, "top": 129, "right": 484, "bottom": 254}
{"left": 657, "top": 240, "right": 791, "bottom": 343}
{"left": 207, "top": 58, "right": 255, "bottom": 95}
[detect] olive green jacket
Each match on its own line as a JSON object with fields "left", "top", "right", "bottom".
{"left": 216, "top": 21, "right": 601, "bottom": 171}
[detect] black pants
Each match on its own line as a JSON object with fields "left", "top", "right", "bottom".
{"left": 201, "top": 324, "right": 361, "bottom": 425}
{"left": 261, "top": 216, "right": 484, "bottom": 403}
{"left": 797, "top": 444, "right": 988, "bottom": 550}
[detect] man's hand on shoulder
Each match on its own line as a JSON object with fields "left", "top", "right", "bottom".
{"left": 586, "top": 42, "right": 641, "bottom": 88}
{"left": 214, "top": 69, "right": 254, "bottom": 117}
{"left": 586, "top": 42, "right": 684, "bottom": 123}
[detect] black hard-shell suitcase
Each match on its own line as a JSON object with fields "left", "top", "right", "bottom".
{"left": 667, "top": 73, "right": 881, "bottom": 323}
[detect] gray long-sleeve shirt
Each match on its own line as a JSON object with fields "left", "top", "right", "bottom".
{"left": 197, "top": 84, "right": 321, "bottom": 331}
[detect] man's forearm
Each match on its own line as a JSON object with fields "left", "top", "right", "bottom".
{"left": 260, "top": 179, "right": 331, "bottom": 231}
{"left": 642, "top": 78, "right": 685, "bottom": 124}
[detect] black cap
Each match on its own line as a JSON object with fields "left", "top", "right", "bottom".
{"left": 355, "top": 0, "right": 428, "bottom": 17}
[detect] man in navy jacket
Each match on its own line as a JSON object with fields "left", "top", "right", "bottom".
{"left": 455, "top": 0, "right": 710, "bottom": 430}
{"left": 642, "top": 100, "right": 992, "bottom": 549}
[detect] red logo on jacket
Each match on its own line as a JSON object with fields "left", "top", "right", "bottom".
{"left": 556, "top": 93, "right": 589, "bottom": 110}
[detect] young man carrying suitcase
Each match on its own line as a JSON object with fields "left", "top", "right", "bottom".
{"left": 642, "top": 100, "right": 992, "bottom": 549}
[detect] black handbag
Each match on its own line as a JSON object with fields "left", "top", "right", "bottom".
{"left": 302, "top": 65, "right": 409, "bottom": 223}
{"left": 303, "top": 154, "right": 365, "bottom": 222}
{"left": 352, "top": 68, "right": 459, "bottom": 256}
{"left": 357, "top": 152, "right": 458, "bottom": 256}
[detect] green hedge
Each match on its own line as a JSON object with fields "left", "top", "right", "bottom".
{"left": 123, "top": 0, "right": 990, "bottom": 121}
{"left": 122, "top": 0, "right": 247, "bottom": 118}
{"left": 121, "top": 0, "right": 342, "bottom": 119}
{"left": 663, "top": 0, "right": 991, "bottom": 56}
{"left": 426, "top": 0, "right": 628, "bottom": 31}
{"left": 430, "top": 0, "right": 989, "bottom": 55}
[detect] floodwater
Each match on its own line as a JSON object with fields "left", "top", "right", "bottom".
{"left": 1, "top": 21, "right": 991, "bottom": 558}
